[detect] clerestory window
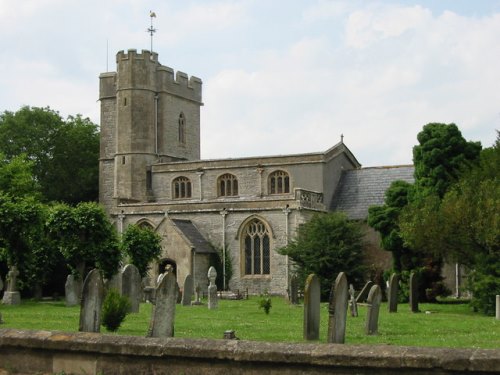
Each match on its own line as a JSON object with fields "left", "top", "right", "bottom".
{"left": 269, "top": 170, "right": 290, "bottom": 194}
{"left": 243, "top": 218, "right": 270, "bottom": 275}
{"left": 218, "top": 173, "right": 238, "bottom": 197}
{"left": 172, "top": 176, "right": 191, "bottom": 199}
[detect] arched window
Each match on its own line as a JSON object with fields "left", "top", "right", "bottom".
{"left": 178, "top": 112, "right": 185, "bottom": 144}
{"left": 172, "top": 176, "right": 191, "bottom": 199}
{"left": 243, "top": 218, "right": 270, "bottom": 275}
{"left": 218, "top": 173, "right": 238, "bottom": 197}
{"left": 269, "top": 170, "right": 290, "bottom": 194}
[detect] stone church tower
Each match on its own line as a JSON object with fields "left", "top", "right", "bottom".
{"left": 99, "top": 49, "right": 202, "bottom": 211}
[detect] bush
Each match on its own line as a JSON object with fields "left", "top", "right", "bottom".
{"left": 258, "top": 292, "right": 272, "bottom": 314}
{"left": 101, "top": 288, "right": 131, "bottom": 332}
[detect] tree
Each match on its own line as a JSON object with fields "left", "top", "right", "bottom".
{"left": 278, "top": 212, "right": 365, "bottom": 300}
{"left": 121, "top": 224, "right": 162, "bottom": 278}
{"left": 0, "top": 153, "right": 40, "bottom": 199}
{"left": 47, "top": 202, "right": 121, "bottom": 280}
{"left": 0, "top": 106, "right": 99, "bottom": 203}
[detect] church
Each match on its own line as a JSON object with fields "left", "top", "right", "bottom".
{"left": 98, "top": 49, "right": 414, "bottom": 295}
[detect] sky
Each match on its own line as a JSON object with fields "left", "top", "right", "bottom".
{"left": 1, "top": 0, "right": 499, "bottom": 167}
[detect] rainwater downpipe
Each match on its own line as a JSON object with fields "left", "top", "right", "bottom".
{"left": 283, "top": 205, "right": 291, "bottom": 296}
{"left": 220, "top": 208, "right": 228, "bottom": 291}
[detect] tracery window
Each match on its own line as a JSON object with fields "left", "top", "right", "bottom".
{"left": 172, "top": 176, "right": 191, "bottom": 199}
{"left": 268, "top": 170, "right": 290, "bottom": 194}
{"left": 243, "top": 218, "right": 270, "bottom": 275}
{"left": 218, "top": 173, "right": 238, "bottom": 197}
{"left": 178, "top": 112, "right": 186, "bottom": 144}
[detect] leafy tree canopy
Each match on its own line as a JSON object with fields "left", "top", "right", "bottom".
{"left": 121, "top": 224, "right": 162, "bottom": 278}
{"left": 278, "top": 212, "right": 365, "bottom": 300}
{"left": 0, "top": 153, "right": 40, "bottom": 199}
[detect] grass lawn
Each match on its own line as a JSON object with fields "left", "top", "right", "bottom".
{"left": 0, "top": 297, "right": 498, "bottom": 349}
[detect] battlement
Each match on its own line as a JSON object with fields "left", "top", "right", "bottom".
{"left": 116, "top": 49, "right": 159, "bottom": 63}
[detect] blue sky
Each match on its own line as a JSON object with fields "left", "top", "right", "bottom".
{"left": 1, "top": 0, "right": 499, "bottom": 166}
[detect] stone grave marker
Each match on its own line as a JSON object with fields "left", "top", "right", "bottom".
{"left": 182, "top": 274, "right": 194, "bottom": 306}
{"left": 409, "top": 272, "right": 419, "bottom": 313}
{"left": 303, "top": 274, "right": 320, "bottom": 340}
{"left": 289, "top": 275, "right": 299, "bottom": 305}
{"left": 349, "top": 284, "right": 358, "bottom": 317}
{"left": 79, "top": 269, "right": 104, "bottom": 333}
{"left": 208, "top": 266, "right": 218, "bottom": 310}
{"left": 192, "top": 284, "right": 203, "bottom": 305}
{"left": 356, "top": 280, "right": 374, "bottom": 303}
{"left": 365, "top": 285, "right": 382, "bottom": 335}
{"left": 327, "top": 272, "right": 349, "bottom": 344}
{"left": 122, "top": 264, "right": 141, "bottom": 313}
{"left": 148, "top": 271, "right": 177, "bottom": 337}
{"left": 2, "top": 265, "right": 21, "bottom": 305}
{"left": 388, "top": 273, "right": 399, "bottom": 313}
{"left": 65, "top": 274, "right": 79, "bottom": 307}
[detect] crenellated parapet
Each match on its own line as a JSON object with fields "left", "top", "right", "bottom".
{"left": 115, "top": 49, "right": 202, "bottom": 103}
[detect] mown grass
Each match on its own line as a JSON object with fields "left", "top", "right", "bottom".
{"left": 1, "top": 297, "right": 498, "bottom": 349}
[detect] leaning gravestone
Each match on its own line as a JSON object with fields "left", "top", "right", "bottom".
{"left": 409, "top": 272, "right": 419, "bottom": 313}
{"left": 388, "top": 273, "right": 399, "bottom": 313}
{"left": 356, "top": 280, "right": 374, "bottom": 303}
{"left": 207, "top": 267, "right": 218, "bottom": 310}
{"left": 303, "top": 274, "right": 320, "bottom": 341}
{"left": 148, "top": 271, "right": 177, "bottom": 337}
{"left": 79, "top": 269, "right": 104, "bottom": 333}
{"left": 65, "top": 274, "right": 79, "bottom": 307}
{"left": 2, "top": 266, "right": 21, "bottom": 305}
{"left": 182, "top": 274, "right": 194, "bottom": 306}
{"left": 289, "top": 275, "right": 299, "bottom": 305}
{"left": 327, "top": 272, "right": 349, "bottom": 344}
{"left": 365, "top": 285, "right": 382, "bottom": 335}
{"left": 122, "top": 264, "right": 141, "bottom": 313}
{"left": 348, "top": 284, "right": 358, "bottom": 317}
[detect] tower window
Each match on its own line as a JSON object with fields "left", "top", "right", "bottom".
{"left": 172, "top": 176, "right": 191, "bottom": 199}
{"left": 122, "top": 156, "right": 126, "bottom": 164}
{"left": 124, "top": 97, "right": 127, "bottom": 106}
{"left": 178, "top": 112, "right": 186, "bottom": 144}
{"left": 243, "top": 218, "right": 270, "bottom": 275}
{"left": 218, "top": 173, "right": 238, "bottom": 197}
{"left": 269, "top": 170, "right": 290, "bottom": 194}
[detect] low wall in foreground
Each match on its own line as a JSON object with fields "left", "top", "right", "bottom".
{"left": 0, "top": 329, "right": 498, "bottom": 374}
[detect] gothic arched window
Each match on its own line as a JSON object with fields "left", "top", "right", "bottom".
{"left": 178, "top": 112, "right": 186, "bottom": 144}
{"left": 268, "top": 170, "right": 290, "bottom": 194}
{"left": 242, "top": 218, "right": 270, "bottom": 275}
{"left": 218, "top": 173, "right": 238, "bottom": 197}
{"left": 172, "top": 176, "right": 191, "bottom": 199}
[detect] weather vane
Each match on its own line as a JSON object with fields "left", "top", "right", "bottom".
{"left": 147, "top": 11, "right": 157, "bottom": 53}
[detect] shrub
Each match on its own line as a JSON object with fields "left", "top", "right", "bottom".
{"left": 258, "top": 291, "right": 272, "bottom": 314}
{"left": 101, "top": 288, "right": 131, "bottom": 332}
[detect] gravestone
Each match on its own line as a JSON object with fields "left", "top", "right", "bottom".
{"left": 365, "top": 285, "right": 382, "bottom": 335}
{"left": 388, "top": 273, "right": 399, "bottom": 313}
{"left": 303, "top": 274, "right": 320, "bottom": 340}
{"left": 122, "top": 264, "right": 141, "bottom": 313}
{"left": 409, "top": 272, "right": 419, "bottom": 313}
{"left": 65, "top": 274, "right": 79, "bottom": 307}
{"left": 2, "top": 266, "right": 21, "bottom": 305}
{"left": 148, "top": 271, "right": 177, "bottom": 337}
{"left": 192, "top": 284, "right": 203, "bottom": 306}
{"left": 327, "top": 272, "right": 349, "bottom": 344}
{"left": 208, "top": 267, "right": 218, "bottom": 310}
{"left": 182, "top": 274, "right": 194, "bottom": 306}
{"left": 289, "top": 275, "right": 299, "bottom": 305}
{"left": 356, "top": 280, "right": 374, "bottom": 303}
{"left": 79, "top": 269, "right": 104, "bottom": 332}
{"left": 349, "top": 284, "right": 358, "bottom": 317}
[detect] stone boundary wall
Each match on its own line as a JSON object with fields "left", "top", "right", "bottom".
{"left": 0, "top": 329, "right": 498, "bottom": 374}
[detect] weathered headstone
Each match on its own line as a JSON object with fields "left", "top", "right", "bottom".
{"left": 349, "top": 284, "right": 358, "bottom": 317}
{"left": 182, "top": 274, "right": 194, "bottom": 306}
{"left": 388, "top": 273, "right": 399, "bottom": 313}
{"left": 327, "top": 272, "right": 349, "bottom": 344}
{"left": 79, "top": 269, "right": 104, "bottom": 332}
{"left": 122, "top": 264, "right": 141, "bottom": 313}
{"left": 208, "top": 266, "right": 218, "bottom": 310}
{"left": 365, "top": 285, "right": 382, "bottom": 335}
{"left": 356, "top": 280, "right": 374, "bottom": 303}
{"left": 192, "top": 284, "right": 203, "bottom": 306}
{"left": 148, "top": 271, "right": 177, "bottom": 337}
{"left": 289, "top": 275, "right": 299, "bottom": 305}
{"left": 65, "top": 274, "right": 79, "bottom": 307}
{"left": 303, "top": 274, "right": 320, "bottom": 341}
{"left": 409, "top": 272, "right": 419, "bottom": 313}
{"left": 2, "top": 266, "right": 21, "bottom": 305}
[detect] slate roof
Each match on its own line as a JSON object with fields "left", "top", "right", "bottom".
{"left": 331, "top": 165, "right": 414, "bottom": 220}
{"left": 171, "top": 219, "right": 217, "bottom": 254}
